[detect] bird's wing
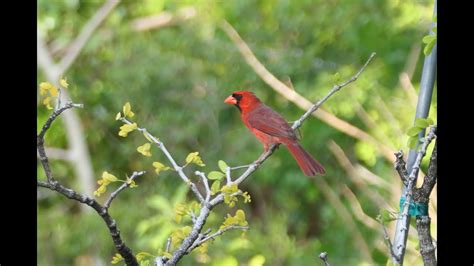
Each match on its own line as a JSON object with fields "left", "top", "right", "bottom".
{"left": 247, "top": 105, "right": 297, "bottom": 140}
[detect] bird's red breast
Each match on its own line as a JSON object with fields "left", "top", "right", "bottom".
{"left": 224, "top": 91, "right": 325, "bottom": 176}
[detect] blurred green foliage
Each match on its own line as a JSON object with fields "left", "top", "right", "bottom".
{"left": 38, "top": 0, "right": 436, "bottom": 265}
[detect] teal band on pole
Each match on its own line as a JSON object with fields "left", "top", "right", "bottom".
{"left": 399, "top": 196, "right": 428, "bottom": 216}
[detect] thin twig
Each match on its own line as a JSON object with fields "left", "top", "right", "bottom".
{"left": 225, "top": 166, "right": 231, "bottom": 184}
{"left": 104, "top": 171, "right": 146, "bottom": 209}
{"left": 378, "top": 218, "right": 397, "bottom": 261}
{"left": 231, "top": 52, "right": 376, "bottom": 186}
{"left": 121, "top": 118, "right": 205, "bottom": 204}
{"left": 58, "top": 0, "right": 120, "bottom": 74}
{"left": 394, "top": 126, "right": 437, "bottom": 258}
{"left": 195, "top": 171, "right": 211, "bottom": 202}
{"left": 37, "top": 101, "right": 138, "bottom": 266}
{"left": 394, "top": 151, "right": 409, "bottom": 186}
{"left": 166, "top": 237, "right": 172, "bottom": 253}
{"left": 319, "top": 252, "right": 330, "bottom": 266}
{"left": 186, "top": 226, "right": 249, "bottom": 254}
{"left": 293, "top": 52, "right": 376, "bottom": 129}
{"left": 220, "top": 20, "right": 396, "bottom": 162}
{"left": 37, "top": 102, "right": 82, "bottom": 183}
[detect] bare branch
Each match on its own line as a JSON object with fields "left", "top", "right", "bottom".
{"left": 415, "top": 216, "right": 437, "bottom": 266}
{"left": 186, "top": 226, "right": 249, "bottom": 254}
{"left": 37, "top": 102, "right": 82, "bottom": 183}
{"left": 225, "top": 166, "right": 231, "bottom": 184}
{"left": 394, "top": 151, "right": 409, "bottom": 186}
{"left": 318, "top": 252, "right": 330, "bottom": 266}
{"left": 229, "top": 50, "right": 376, "bottom": 186}
{"left": 420, "top": 141, "right": 437, "bottom": 197}
{"left": 121, "top": 118, "right": 205, "bottom": 204}
{"left": 131, "top": 7, "right": 197, "bottom": 31}
{"left": 58, "top": 0, "right": 120, "bottom": 74}
{"left": 195, "top": 171, "right": 211, "bottom": 202}
{"left": 219, "top": 20, "right": 397, "bottom": 162}
{"left": 166, "top": 237, "right": 172, "bottom": 253}
{"left": 394, "top": 125, "right": 437, "bottom": 259}
{"left": 38, "top": 101, "right": 138, "bottom": 265}
{"left": 40, "top": 147, "right": 73, "bottom": 161}
{"left": 377, "top": 217, "right": 397, "bottom": 261}
{"left": 104, "top": 171, "right": 146, "bottom": 209}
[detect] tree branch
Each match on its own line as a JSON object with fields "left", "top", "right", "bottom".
{"left": 58, "top": 0, "right": 120, "bottom": 74}
{"left": 230, "top": 52, "right": 376, "bottom": 187}
{"left": 37, "top": 102, "right": 82, "bottom": 183}
{"left": 131, "top": 6, "right": 197, "bottom": 32}
{"left": 38, "top": 180, "right": 138, "bottom": 266}
{"left": 37, "top": 101, "right": 138, "bottom": 266}
{"left": 319, "top": 252, "right": 330, "bottom": 266}
{"left": 121, "top": 119, "right": 205, "bottom": 204}
{"left": 415, "top": 216, "right": 436, "bottom": 266}
{"left": 185, "top": 226, "right": 248, "bottom": 254}
{"left": 219, "top": 20, "right": 397, "bottom": 162}
{"left": 104, "top": 171, "right": 146, "bottom": 210}
{"left": 394, "top": 150, "right": 409, "bottom": 186}
{"left": 394, "top": 125, "right": 437, "bottom": 261}
{"left": 195, "top": 171, "right": 211, "bottom": 202}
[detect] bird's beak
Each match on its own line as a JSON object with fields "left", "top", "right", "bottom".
{"left": 224, "top": 95, "right": 237, "bottom": 105}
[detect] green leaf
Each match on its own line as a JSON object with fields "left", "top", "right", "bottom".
{"left": 426, "top": 117, "right": 434, "bottom": 125}
{"left": 380, "top": 209, "right": 396, "bottom": 223}
{"left": 248, "top": 255, "right": 266, "bottom": 266}
{"left": 414, "top": 118, "right": 430, "bottom": 128}
{"left": 407, "top": 126, "right": 422, "bottom": 137}
{"left": 407, "top": 136, "right": 418, "bottom": 149}
{"left": 208, "top": 171, "right": 225, "bottom": 180}
{"left": 332, "top": 72, "right": 341, "bottom": 83}
{"left": 424, "top": 39, "right": 436, "bottom": 56}
{"left": 211, "top": 180, "right": 221, "bottom": 195}
{"left": 422, "top": 35, "right": 436, "bottom": 44}
{"left": 218, "top": 160, "right": 229, "bottom": 173}
{"left": 111, "top": 253, "right": 124, "bottom": 264}
{"left": 136, "top": 252, "right": 153, "bottom": 262}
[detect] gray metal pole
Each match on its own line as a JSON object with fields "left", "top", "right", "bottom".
{"left": 391, "top": 1, "right": 437, "bottom": 263}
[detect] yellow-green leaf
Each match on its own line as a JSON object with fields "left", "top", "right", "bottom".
{"left": 94, "top": 184, "right": 107, "bottom": 197}
{"left": 43, "top": 97, "right": 53, "bottom": 110}
{"left": 218, "top": 160, "right": 229, "bottom": 173}
{"left": 39, "top": 82, "right": 52, "bottom": 95}
{"left": 123, "top": 102, "right": 135, "bottom": 118}
{"left": 60, "top": 78, "right": 69, "bottom": 88}
{"left": 407, "top": 126, "right": 422, "bottom": 137}
{"left": 407, "top": 136, "right": 418, "bottom": 149}
{"left": 153, "top": 161, "right": 171, "bottom": 175}
{"left": 208, "top": 171, "right": 225, "bottom": 180}
{"left": 137, "top": 143, "right": 152, "bottom": 157}
{"left": 136, "top": 252, "right": 153, "bottom": 262}
{"left": 111, "top": 253, "right": 123, "bottom": 264}
{"left": 211, "top": 180, "right": 221, "bottom": 195}
{"left": 235, "top": 209, "right": 247, "bottom": 225}
{"left": 185, "top": 152, "right": 205, "bottom": 167}
{"left": 102, "top": 171, "right": 118, "bottom": 182}
{"left": 128, "top": 179, "right": 138, "bottom": 188}
{"left": 49, "top": 86, "right": 58, "bottom": 97}
{"left": 242, "top": 191, "right": 251, "bottom": 203}
{"left": 248, "top": 254, "right": 265, "bottom": 266}
{"left": 119, "top": 123, "right": 138, "bottom": 137}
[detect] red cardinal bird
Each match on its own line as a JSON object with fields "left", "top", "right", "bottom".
{"left": 224, "top": 91, "right": 325, "bottom": 176}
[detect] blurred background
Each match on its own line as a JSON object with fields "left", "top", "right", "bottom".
{"left": 37, "top": 0, "right": 436, "bottom": 265}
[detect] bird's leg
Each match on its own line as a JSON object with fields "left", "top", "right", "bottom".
{"left": 263, "top": 143, "right": 270, "bottom": 153}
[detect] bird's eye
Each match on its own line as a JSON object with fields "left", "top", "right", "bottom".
{"left": 232, "top": 93, "right": 243, "bottom": 101}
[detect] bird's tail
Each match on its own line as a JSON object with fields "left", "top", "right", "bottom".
{"left": 285, "top": 142, "right": 326, "bottom": 176}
